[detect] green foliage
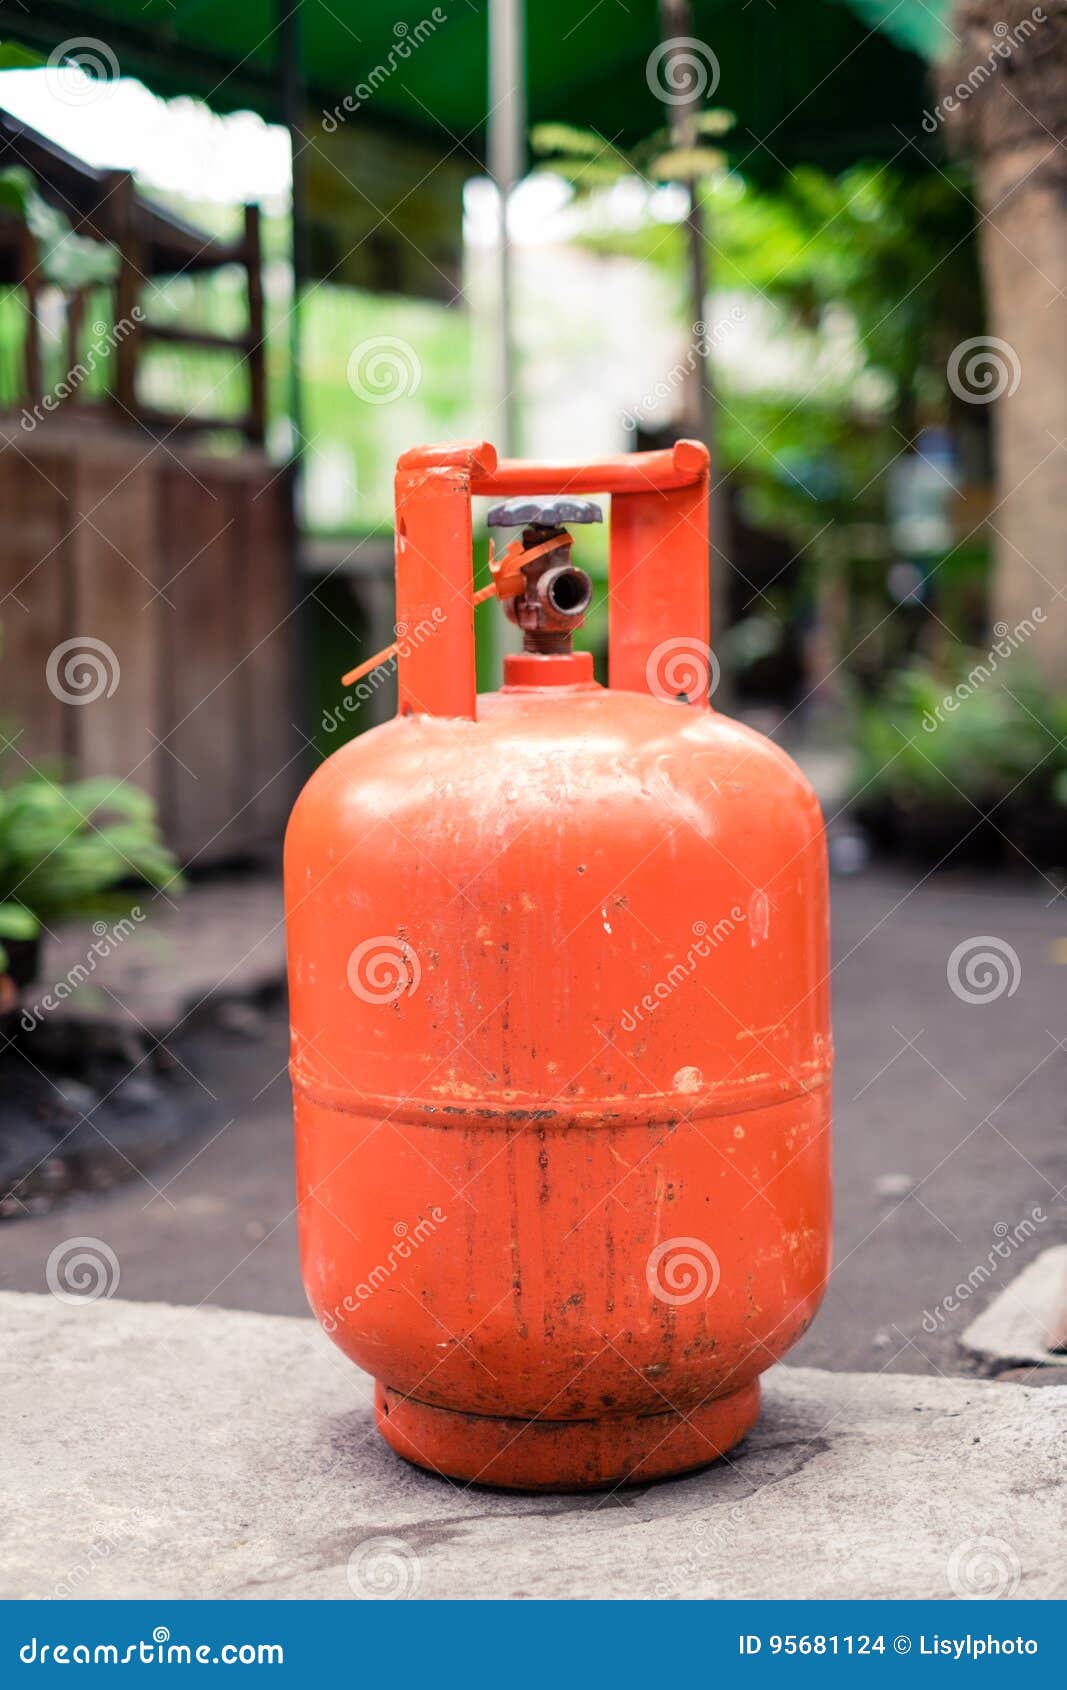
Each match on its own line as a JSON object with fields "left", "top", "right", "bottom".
{"left": 708, "top": 164, "right": 980, "bottom": 422}
{"left": 852, "top": 660, "right": 1067, "bottom": 824}
{"left": 531, "top": 110, "right": 734, "bottom": 194}
{"left": 530, "top": 147, "right": 985, "bottom": 650}
{"left": 298, "top": 285, "right": 476, "bottom": 532}
{"left": 0, "top": 166, "right": 118, "bottom": 291}
{"left": 0, "top": 773, "right": 182, "bottom": 974}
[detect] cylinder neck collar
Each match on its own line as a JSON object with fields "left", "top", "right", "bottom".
{"left": 502, "top": 650, "right": 596, "bottom": 689}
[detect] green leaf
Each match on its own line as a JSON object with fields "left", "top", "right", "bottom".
{"left": 648, "top": 145, "right": 726, "bottom": 181}
{"left": 0, "top": 901, "right": 39, "bottom": 939}
{"left": 0, "top": 768, "right": 182, "bottom": 921}
{"left": 691, "top": 109, "right": 735, "bottom": 138}
{"left": 0, "top": 43, "right": 43, "bottom": 71}
{"left": 59, "top": 779, "right": 156, "bottom": 824}
{"left": 530, "top": 123, "right": 611, "bottom": 159}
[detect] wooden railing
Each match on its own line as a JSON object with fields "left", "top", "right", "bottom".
{"left": 0, "top": 125, "right": 267, "bottom": 445}
{"left": 105, "top": 174, "right": 267, "bottom": 446}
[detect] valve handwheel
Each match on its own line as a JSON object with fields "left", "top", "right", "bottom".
{"left": 487, "top": 496, "right": 603, "bottom": 529}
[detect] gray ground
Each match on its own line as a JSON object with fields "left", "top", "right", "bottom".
{"left": 1, "top": 865, "right": 1065, "bottom": 1382}
{"left": 4, "top": 1291, "right": 1063, "bottom": 1600}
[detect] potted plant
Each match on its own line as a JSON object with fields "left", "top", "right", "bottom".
{"left": 0, "top": 775, "right": 181, "bottom": 998}
{"left": 851, "top": 661, "right": 1067, "bottom": 869}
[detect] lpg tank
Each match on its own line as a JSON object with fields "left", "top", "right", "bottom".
{"left": 285, "top": 439, "right": 831, "bottom": 1491}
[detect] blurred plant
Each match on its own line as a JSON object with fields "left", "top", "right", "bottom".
{"left": 533, "top": 149, "right": 981, "bottom": 436}
{"left": 532, "top": 112, "right": 734, "bottom": 195}
{"left": 0, "top": 166, "right": 118, "bottom": 291}
{"left": 0, "top": 775, "right": 182, "bottom": 979}
{"left": 851, "top": 660, "right": 1067, "bottom": 867}
{"left": 531, "top": 140, "right": 988, "bottom": 672}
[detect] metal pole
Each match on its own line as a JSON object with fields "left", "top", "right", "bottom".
{"left": 657, "top": 0, "right": 729, "bottom": 684}
{"left": 279, "top": 0, "right": 312, "bottom": 761}
{"left": 280, "top": 0, "right": 306, "bottom": 455}
{"left": 488, "top": 0, "right": 525, "bottom": 456}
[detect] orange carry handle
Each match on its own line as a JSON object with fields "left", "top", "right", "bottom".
{"left": 390, "top": 439, "right": 710, "bottom": 719}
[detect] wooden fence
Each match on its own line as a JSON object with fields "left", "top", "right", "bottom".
{"left": 0, "top": 420, "right": 297, "bottom": 865}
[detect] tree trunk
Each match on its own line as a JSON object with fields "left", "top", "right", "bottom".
{"left": 978, "top": 153, "right": 1067, "bottom": 679}
{"left": 945, "top": 2, "right": 1067, "bottom": 687}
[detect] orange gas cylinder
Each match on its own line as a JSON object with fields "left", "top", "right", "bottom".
{"left": 285, "top": 439, "right": 831, "bottom": 1491}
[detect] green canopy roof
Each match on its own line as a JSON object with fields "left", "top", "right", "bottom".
{"left": 6, "top": 0, "right": 951, "bottom": 171}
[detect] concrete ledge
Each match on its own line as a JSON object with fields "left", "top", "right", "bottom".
{"left": 961, "top": 1247, "right": 1067, "bottom": 1372}
{"left": 2, "top": 1292, "right": 1062, "bottom": 1601}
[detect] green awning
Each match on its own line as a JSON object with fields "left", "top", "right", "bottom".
{"left": 4, "top": 1, "right": 951, "bottom": 171}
